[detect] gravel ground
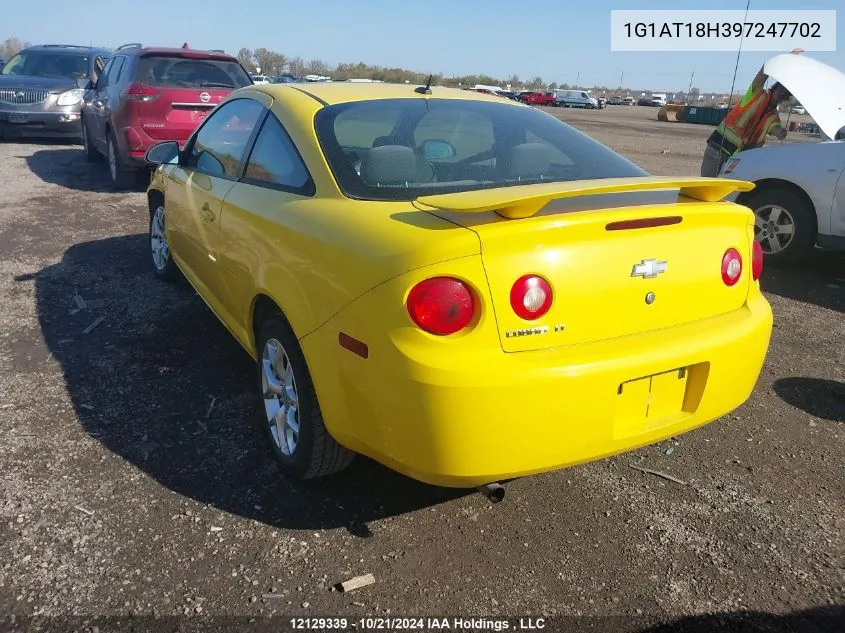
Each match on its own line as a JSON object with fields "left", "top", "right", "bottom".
{"left": 0, "top": 105, "right": 843, "bottom": 633}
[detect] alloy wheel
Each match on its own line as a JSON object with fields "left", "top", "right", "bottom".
{"left": 755, "top": 204, "right": 796, "bottom": 255}
{"left": 150, "top": 206, "right": 169, "bottom": 272}
{"left": 261, "top": 338, "right": 299, "bottom": 457}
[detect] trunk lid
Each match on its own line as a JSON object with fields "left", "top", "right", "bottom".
{"left": 413, "top": 177, "right": 757, "bottom": 353}
{"left": 132, "top": 52, "right": 251, "bottom": 142}
{"left": 135, "top": 86, "right": 229, "bottom": 141}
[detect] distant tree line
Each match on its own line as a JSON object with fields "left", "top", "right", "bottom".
{"left": 0, "top": 37, "right": 743, "bottom": 100}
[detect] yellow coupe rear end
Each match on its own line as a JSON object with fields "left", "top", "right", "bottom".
{"left": 146, "top": 82, "right": 773, "bottom": 489}
{"left": 302, "top": 178, "right": 773, "bottom": 488}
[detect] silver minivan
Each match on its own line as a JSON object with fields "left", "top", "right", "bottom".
{"left": 554, "top": 89, "right": 599, "bottom": 109}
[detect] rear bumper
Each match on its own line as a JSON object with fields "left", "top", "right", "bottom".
{"left": 0, "top": 108, "right": 82, "bottom": 139}
{"left": 303, "top": 284, "right": 774, "bottom": 488}
{"left": 116, "top": 125, "right": 187, "bottom": 168}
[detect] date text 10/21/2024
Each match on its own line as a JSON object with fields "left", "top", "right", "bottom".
{"left": 288, "top": 617, "right": 548, "bottom": 630}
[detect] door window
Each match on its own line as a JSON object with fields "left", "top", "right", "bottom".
{"left": 184, "top": 98, "right": 265, "bottom": 178}
{"left": 242, "top": 114, "right": 313, "bottom": 194}
{"left": 96, "top": 57, "right": 116, "bottom": 90}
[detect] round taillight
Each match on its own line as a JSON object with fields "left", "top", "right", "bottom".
{"left": 721, "top": 248, "right": 743, "bottom": 286}
{"left": 510, "top": 274, "right": 553, "bottom": 320}
{"left": 752, "top": 240, "right": 763, "bottom": 281}
{"left": 406, "top": 277, "right": 474, "bottom": 335}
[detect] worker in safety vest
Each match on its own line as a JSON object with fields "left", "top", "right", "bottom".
{"left": 700, "top": 48, "right": 803, "bottom": 177}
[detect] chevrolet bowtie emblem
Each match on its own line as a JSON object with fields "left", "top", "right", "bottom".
{"left": 631, "top": 259, "right": 667, "bottom": 278}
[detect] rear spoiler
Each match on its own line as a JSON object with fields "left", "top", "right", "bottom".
{"left": 412, "top": 177, "right": 755, "bottom": 220}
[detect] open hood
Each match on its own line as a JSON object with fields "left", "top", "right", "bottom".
{"left": 763, "top": 54, "right": 845, "bottom": 140}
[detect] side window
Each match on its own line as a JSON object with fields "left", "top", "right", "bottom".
{"left": 92, "top": 56, "right": 107, "bottom": 85}
{"left": 186, "top": 98, "right": 265, "bottom": 178}
{"left": 96, "top": 58, "right": 115, "bottom": 89}
{"left": 242, "top": 114, "right": 313, "bottom": 194}
{"left": 106, "top": 57, "right": 125, "bottom": 86}
{"left": 113, "top": 56, "right": 129, "bottom": 84}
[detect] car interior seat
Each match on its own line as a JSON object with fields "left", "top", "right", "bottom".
{"left": 360, "top": 145, "right": 417, "bottom": 187}
{"left": 505, "top": 142, "right": 552, "bottom": 181}
{"left": 370, "top": 136, "right": 435, "bottom": 183}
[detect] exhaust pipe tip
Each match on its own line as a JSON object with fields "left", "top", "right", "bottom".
{"left": 478, "top": 482, "right": 505, "bottom": 503}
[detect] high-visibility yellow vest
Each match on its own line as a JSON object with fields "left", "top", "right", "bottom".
{"left": 745, "top": 109, "right": 782, "bottom": 148}
{"left": 711, "top": 88, "right": 773, "bottom": 154}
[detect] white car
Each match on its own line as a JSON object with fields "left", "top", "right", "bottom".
{"left": 718, "top": 53, "right": 845, "bottom": 264}
{"left": 720, "top": 138, "right": 845, "bottom": 264}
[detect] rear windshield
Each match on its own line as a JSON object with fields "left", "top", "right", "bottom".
{"left": 137, "top": 55, "right": 252, "bottom": 89}
{"left": 314, "top": 97, "right": 647, "bottom": 201}
{"left": 0, "top": 51, "right": 91, "bottom": 79}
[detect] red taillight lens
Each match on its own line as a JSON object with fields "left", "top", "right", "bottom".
{"left": 752, "top": 240, "right": 763, "bottom": 281}
{"left": 721, "top": 248, "right": 743, "bottom": 286}
{"left": 406, "top": 277, "right": 474, "bottom": 335}
{"left": 124, "top": 82, "right": 159, "bottom": 102}
{"left": 510, "top": 274, "right": 553, "bottom": 320}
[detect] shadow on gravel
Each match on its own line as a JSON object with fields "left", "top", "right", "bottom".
{"left": 760, "top": 248, "right": 845, "bottom": 313}
{"left": 774, "top": 377, "right": 845, "bottom": 423}
{"left": 637, "top": 604, "right": 844, "bottom": 632}
{"left": 24, "top": 147, "right": 147, "bottom": 193}
{"left": 25, "top": 234, "right": 468, "bottom": 537}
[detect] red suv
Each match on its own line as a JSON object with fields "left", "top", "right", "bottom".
{"left": 81, "top": 43, "right": 253, "bottom": 188}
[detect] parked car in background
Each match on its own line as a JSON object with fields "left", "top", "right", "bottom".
{"left": 609, "top": 96, "right": 623, "bottom": 105}
{"left": 520, "top": 91, "right": 556, "bottom": 106}
{"left": 249, "top": 74, "right": 271, "bottom": 84}
{"left": 142, "top": 81, "right": 772, "bottom": 488}
{"left": 81, "top": 43, "right": 252, "bottom": 188}
{"left": 0, "top": 44, "right": 110, "bottom": 141}
{"left": 272, "top": 74, "right": 303, "bottom": 83}
{"left": 790, "top": 104, "right": 806, "bottom": 115}
{"left": 718, "top": 52, "right": 845, "bottom": 265}
{"left": 719, "top": 132, "right": 845, "bottom": 265}
{"left": 554, "top": 89, "right": 599, "bottom": 109}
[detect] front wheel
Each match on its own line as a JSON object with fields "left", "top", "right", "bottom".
{"left": 256, "top": 315, "right": 355, "bottom": 480}
{"left": 744, "top": 188, "right": 817, "bottom": 266}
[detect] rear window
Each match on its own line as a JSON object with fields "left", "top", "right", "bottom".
{"left": 136, "top": 55, "right": 252, "bottom": 89}
{"left": 315, "top": 97, "right": 647, "bottom": 202}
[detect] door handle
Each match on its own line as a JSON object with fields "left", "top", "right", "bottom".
{"left": 201, "top": 203, "right": 215, "bottom": 222}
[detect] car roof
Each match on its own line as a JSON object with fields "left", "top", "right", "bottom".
{"left": 259, "top": 81, "right": 519, "bottom": 106}
{"left": 24, "top": 44, "right": 111, "bottom": 55}
{"left": 115, "top": 45, "right": 238, "bottom": 60}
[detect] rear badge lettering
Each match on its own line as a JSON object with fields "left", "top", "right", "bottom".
{"left": 505, "top": 324, "right": 565, "bottom": 338}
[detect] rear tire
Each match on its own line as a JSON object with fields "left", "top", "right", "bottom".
{"left": 743, "top": 187, "right": 817, "bottom": 266}
{"left": 256, "top": 314, "right": 355, "bottom": 480}
{"left": 107, "top": 131, "right": 137, "bottom": 190}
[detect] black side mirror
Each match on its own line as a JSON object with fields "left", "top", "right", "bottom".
{"left": 145, "top": 141, "right": 181, "bottom": 166}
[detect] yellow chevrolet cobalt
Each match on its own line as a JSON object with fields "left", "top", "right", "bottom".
{"left": 144, "top": 81, "right": 773, "bottom": 489}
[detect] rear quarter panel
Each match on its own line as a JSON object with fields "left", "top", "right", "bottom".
{"left": 216, "top": 193, "right": 481, "bottom": 351}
